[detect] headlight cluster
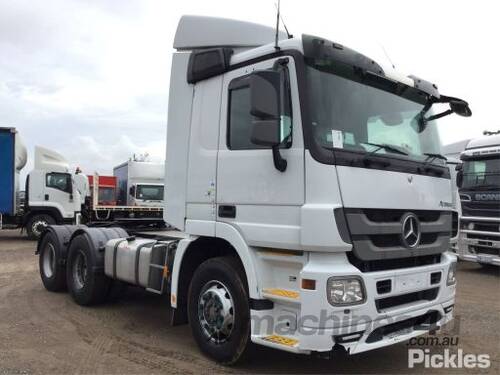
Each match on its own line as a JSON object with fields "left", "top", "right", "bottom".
{"left": 326, "top": 277, "right": 365, "bottom": 306}
{"left": 447, "top": 262, "right": 457, "bottom": 286}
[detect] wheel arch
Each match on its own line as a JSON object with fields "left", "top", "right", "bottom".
{"left": 66, "top": 226, "right": 129, "bottom": 274}
{"left": 24, "top": 207, "right": 64, "bottom": 226}
{"left": 170, "top": 222, "right": 260, "bottom": 325}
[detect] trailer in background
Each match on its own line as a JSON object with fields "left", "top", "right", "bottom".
{"left": 113, "top": 160, "right": 165, "bottom": 207}
{"left": 88, "top": 175, "right": 117, "bottom": 206}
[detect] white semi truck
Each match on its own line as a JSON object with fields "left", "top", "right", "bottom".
{"left": 456, "top": 133, "right": 500, "bottom": 266}
{"left": 37, "top": 16, "right": 471, "bottom": 364}
{"left": 113, "top": 160, "right": 165, "bottom": 207}
{"left": 0, "top": 128, "right": 164, "bottom": 239}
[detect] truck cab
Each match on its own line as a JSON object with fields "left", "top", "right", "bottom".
{"left": 456, "top": 134, "right": 500, "bottom": 266}
{"left": 25, "top": 146, "right": 82, "bottom": 238}
{"left": 128, "top": 183, "right": 164, "bottom": 207}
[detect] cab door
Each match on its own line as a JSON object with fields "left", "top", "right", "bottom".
{"left": 44, "top": 172, "right": 75, "bottom": 218}
{"left": 216, "top": 56, "right": 304, "bottom": 250}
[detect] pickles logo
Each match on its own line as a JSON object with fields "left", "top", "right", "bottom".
{"left": 408, "top": 349, "right": 490, "bottom": 369}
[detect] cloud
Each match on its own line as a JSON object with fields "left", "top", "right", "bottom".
{"left": 2, "top": 0, "right": 498, "bottom": 186}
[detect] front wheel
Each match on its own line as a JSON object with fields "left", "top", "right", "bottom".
{"left": 188, "top": 257, "right": 250, "bottom": 365}
{"left": 26, "top": 214, "right": 55, "bottom": 240}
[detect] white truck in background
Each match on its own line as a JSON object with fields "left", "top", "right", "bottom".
{"left": 0, "top": 128, "right": 164, "bottom": 239}
{"left": 113, "top": 160, "right": 165, "bottom": 207}
{"left": 455, "top": 133, "right": 500, "bottom": 266}
{"left": 37, "top": 16, "right": 471, "bottom": 364}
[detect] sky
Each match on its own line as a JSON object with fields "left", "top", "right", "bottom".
{"left": 1, "top": 0, "right": 498, "bottom": 178}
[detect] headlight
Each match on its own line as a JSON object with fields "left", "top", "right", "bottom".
{"left": 326, "top": 277, "right": 365, "bottom": 306}
{"left": 447, "top": 262, "right": 457, "bottom": 286}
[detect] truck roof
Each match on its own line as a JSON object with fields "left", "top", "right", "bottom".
{"left": 175, "top": 16, "right": 437, "bottom": 98}
{"left": 465, "top": 134, "right": 500, "bottom": 150}
{"left": 174, "top": 15, "right": 288, "bottom": 50}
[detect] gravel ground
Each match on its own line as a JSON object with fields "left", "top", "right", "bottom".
{"left": 0, "top": 229, "right": 498, "bottom": 374}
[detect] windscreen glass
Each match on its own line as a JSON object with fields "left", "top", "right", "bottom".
{"left": 305, "top": 63, "right": 443, "bottom": 164}
{"left": 136, "top": 185, "right": 164, "bottom": 201}
{"left": 462, "top": 157, "right": 500, "bottom": 189}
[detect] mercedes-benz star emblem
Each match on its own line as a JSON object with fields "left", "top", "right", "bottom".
{"left": 401, "top": 213, "right": 421, "bottom": 248}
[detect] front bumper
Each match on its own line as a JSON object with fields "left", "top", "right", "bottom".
{"left": 251, "top": 252, "right": 456, "bottom": 355}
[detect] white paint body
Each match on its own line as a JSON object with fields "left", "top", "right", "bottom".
{"left": 108, "top": 16, "right": 459, "bottom": 356}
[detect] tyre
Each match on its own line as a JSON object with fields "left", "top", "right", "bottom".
{"left": 188, "top": 256, "right": 250, "bottom": 365}
{"left": 66, "top": 234, "right": 111, "bottom": 306}
{"left": 26, "top": 214, "right": 55, "bottom": 240}
{"left": 39, "top": 232, "right": 67, "bottom": 292}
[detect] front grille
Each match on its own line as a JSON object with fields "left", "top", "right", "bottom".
{"left": 366, "top": 311, "right": 441, "bottom": 343}
{"left": 349, "top": 253, "right": 441, "bottom": 272}
{"left": 473, "top": 222, "right": 500, "bottom": 233}
{"left": 470, "top": 246, "right": 500, "bottom": 256}
{"left": 467, "top": 233, "right": 499, "bottom": 241}
{"left": 461, "top": 201, "right": 500, "bottom": 218}
{"left": 344, "top": 208, "right": 451, "bottom": 267}
{"left": 375, "top": 287, "right": 439, "bottom": 311}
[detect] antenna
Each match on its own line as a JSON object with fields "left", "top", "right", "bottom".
{"left": 274, "top": 2, "right": 292, "bottom": 39}
{"left": 274, "top": 0, "right": 281, "bottom": 50}
{"left": 379, "top": 43, "right": 396, "bottom": 69}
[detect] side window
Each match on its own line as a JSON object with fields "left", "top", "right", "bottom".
{"left": 227, "top": 67, "right": 292, "bottom": 150}
{"left": 46, "top": 173, "right": 72, "bottom": 193}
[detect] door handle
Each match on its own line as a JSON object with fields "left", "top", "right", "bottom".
{"left": 44, "top": 194, "right": 49, "bottom": 201}
{"left": 218, "top": 205, "right": 236, "bottom": 218}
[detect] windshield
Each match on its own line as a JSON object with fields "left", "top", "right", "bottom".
{"left": 98, "top": 187, "right": 115, "bottom": 203}
{"left": 462, "top": 157, "right": 500, "bottom": 190}
{"left": 136, "top": 185, "right": 164, "bottom": 201}
{"left": 305, "top": 63, "right": 443, "bottom": 164}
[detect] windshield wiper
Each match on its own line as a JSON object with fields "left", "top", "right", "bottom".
{"left": 424, "top": 152, "right": 447, "bottom": 162}
{"left": 362, "top": 142, "right": 409, "bottom": 156}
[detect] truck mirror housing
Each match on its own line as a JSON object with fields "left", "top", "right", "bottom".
{"left": 450, "top": 99, "right": 472, "bottom": 117}
{"left": 249, "top": 70, "right": 281, "bottom": 147}
{"left": 249, "top": 69, "right": 287, "bottom": 171}
{"left": 456, "top": 170, "right": 463, "bottom": 188}
{"left": 251, "top": 120, "right": 280, "bottom": 147}
{"left": 250, "top": 70, "right": 281, "bottom": 119}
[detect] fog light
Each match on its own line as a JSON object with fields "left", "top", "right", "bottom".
{"left": 447, "top": 262, "right": 457, "bottom": 286}
{"left": 326, "top": 277, "right": 365, "bottom": 306}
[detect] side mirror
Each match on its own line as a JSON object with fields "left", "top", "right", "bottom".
{"left": 249, "top": 69, "right": 287, "bottom": 172}
{"left": 250, "top": 70, "right": 281, "bottom": 119}
{"left": 456, "top": 170, "right": 463, "bottom": 188}
{"left": 449, "top": 99, "right": 472, "bottom": 117}
{"left": 129, "top": 186, "right": 135, "bottom": 197}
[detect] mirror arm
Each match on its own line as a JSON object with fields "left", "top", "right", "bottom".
{"left": 272, "top": 146, "right": 287, "bottom": 172}
{"left": 425, "top": 109, "right": 453, "bottom": 122}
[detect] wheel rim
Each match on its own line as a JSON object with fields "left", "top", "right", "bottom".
{"left": 197, "top": 280, "right": 235, "bottom": 344}
{"left": 32, "top": 219, "right": 48, "bottom": 237}
{"left": 42, "top": 243, "right": 56, "bottom": 278}
{"left": 72, "top": 250, "right": 88, "bottom": 290}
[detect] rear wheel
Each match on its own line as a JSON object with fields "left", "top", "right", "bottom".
{"left": 188, "top": 257, "right": 250, "bottom": 365}
{"left": 26, "top": 214, "right": 55, "bottom": 240}
{"left": 39, "top": 232, "right": 66, "bottom": 292}
{"left": 66, "top": 234, "right": 111, "bottom": 305}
